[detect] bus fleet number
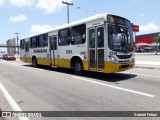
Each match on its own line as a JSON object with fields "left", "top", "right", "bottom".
{"left": 66, "top": 50, "right": 72, "bottom": 54}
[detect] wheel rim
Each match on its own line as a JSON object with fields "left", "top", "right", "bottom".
{"left": 33, "top": 59, "right": 36, "bottom": 67}
{"left": 75, "top": 63, "right": 81, "bottom": 72}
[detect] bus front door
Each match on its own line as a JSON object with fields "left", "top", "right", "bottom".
{"left": 89, "top": 26, "right": 105, "bottom": 71}
{"left": 25, "top": 41, "right": 29, "bottom": 62}
{"left": 49, "top": 35, "right": 58, "bottom": 66}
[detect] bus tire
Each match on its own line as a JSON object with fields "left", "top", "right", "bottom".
{"left": 72, "top": 59, "right": 83, "bottom": 75}
{"left": 32, "top": 57, "right": 38, "bottom": 68}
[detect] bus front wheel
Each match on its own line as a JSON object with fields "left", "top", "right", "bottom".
{"left": 32, "top": 57, "right": 37, "bottom": 68}
{"left": 72, "top": 59, "right": 83, "bottom": 75}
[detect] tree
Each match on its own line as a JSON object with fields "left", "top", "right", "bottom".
{"left": 153, "top": 35, "right": 160, "bottom": 55}
{"left": 154, "top": 35, "right": 160, "bottom": 44}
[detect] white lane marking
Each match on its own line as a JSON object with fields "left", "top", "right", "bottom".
{"left": 72, "top": 76, "right": 155, "bottom": 98}
{"left": 0, "top": 82, "right": 30, "bottom": 120}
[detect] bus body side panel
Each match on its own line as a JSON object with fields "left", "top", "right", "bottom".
{"left": 36, "top": 47, "right": 50, "bottom": 66}
{"left": 57, "top": 45, "right": 87, "bottom": 69}
{"left": 20, "top": 44, "right": 26, "bottom": 62}
{"left": 20, "top": 52, "right": 26, "bottom": 62}
{"left": 28, "top": 49, "right": 34, "bottom": 63}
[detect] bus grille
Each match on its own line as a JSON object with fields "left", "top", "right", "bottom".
{"left": 121, "top": 65, "right": 130, "bottom": 69}
{"left": 116, "top": 55, "right": 132, "bottom": 59}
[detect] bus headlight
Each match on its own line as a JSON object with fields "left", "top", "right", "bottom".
{"left": 110, "top": 56, "right": 117, "bottom": 63}
{"left": 131, "top": 57, "right": 135, "bottom": 62}
{"left": 131, "top": 55, "right": 135, "bottom": 62}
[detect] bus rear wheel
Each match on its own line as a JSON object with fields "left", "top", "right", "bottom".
{"left": 32, "top": 57, "right": 37, "bottom": 68}
{"left": 72, "top": 59, "right": 83, "bottom": 75}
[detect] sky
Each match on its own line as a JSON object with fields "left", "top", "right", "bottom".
{"left": 0, "top": 0, "right": 160, "bottom": 47}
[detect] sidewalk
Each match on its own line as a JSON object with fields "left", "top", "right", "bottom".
{"left": 135, "top": 61, "right": 160, "bottom": 69}
{"left": 135, "top": 53, "right": 160, "bottom": 69}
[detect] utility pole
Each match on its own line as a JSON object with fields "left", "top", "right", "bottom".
{"left": 14, "top": 33, "right": 20, "bottom": 56}
{"left": 62, "top": 1, "right": 73, "bottom": 24}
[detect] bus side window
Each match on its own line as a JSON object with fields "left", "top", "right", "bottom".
{"left": 38, "top": 34, "right": 45, "bottom": 47}
{"left": 54, "top": 36, "right": 57, "bottom": 50}
{"left": 45, "top": 34, "right": 48, "bottom": 47}
{"left": 97, "top": 27, "right": 104, "bottom": 48}
{"left": 89, "top": 29, "right": 95, "bottom": 48}
{"left": 71, "top": 24, "right": 86, "bottom": 45}
{"left": 30, "top": 36, "right": 37, "bottom": 48}
{"left": 58, "top": 28, "right": 70, "bottom": 46}
{"left": 50, "top": 36, "right": 57, "bottom": 50}
{"left": 20, "top": 39, "right": 25, "bottom": 49}
{"left": 30, "top": 38, "right": 32, "bottom": 48}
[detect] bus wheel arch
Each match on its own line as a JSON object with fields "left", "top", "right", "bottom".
{"left": 71, "top": 56, "right": 83, "bottom": 75}
{"left": 32, "top": 56, "right": 38, "bottom": 68}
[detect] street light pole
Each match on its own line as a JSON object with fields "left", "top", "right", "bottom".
{"left": 62, "top": 1, "right": 73, "bottom": 23}
{"left": 14, "top": 33, "right": 20, "bottom": 56}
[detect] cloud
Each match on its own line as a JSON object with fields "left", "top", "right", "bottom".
{"left": 1, "top": 0, "right": 73, "bottom": 14}
{"left": 138, "top": 23, "right": 160, "bottom": 35}
{"left": 9, "top": 14, "right": 28, "bottom": 22}
{"left": 9, "top": 0, "right": 35, "bottom": 7}
{"left": 31, "top": 25, "right": 54, "bottom": 34}
{"left": 0, "top": 0, "right": 5, "bottom": 6}
{"left": 36, "top": 0, "right": 73, "bottom": 14}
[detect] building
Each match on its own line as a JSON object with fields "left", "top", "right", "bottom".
{"left": 6, "top": 38, "right": 16, "bottom": 54}
{"left": 135, "top": 32, "right": 160, "bottom": 52}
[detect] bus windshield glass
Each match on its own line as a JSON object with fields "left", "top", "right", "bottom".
{"left": 107, "top": 15, "right": 134, "bottom": 53}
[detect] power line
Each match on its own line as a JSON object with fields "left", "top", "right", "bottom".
{"left": 77, "top": 7, "right": 97, "bottom": 17}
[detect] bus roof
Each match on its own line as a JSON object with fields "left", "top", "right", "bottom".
{"left": 20, "top": 13, "right": 128, "bottom": 40}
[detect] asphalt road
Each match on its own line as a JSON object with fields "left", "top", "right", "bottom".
{"left": 0, "top": 59, "right": 160, "bottom": 120}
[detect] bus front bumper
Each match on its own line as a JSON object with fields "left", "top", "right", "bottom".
{"left": 105, "top": 61, "right": 135, "bottom": 73}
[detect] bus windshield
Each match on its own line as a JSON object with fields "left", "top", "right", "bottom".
{"left": 108, "top": 24, "right": 134, "bottom": 53}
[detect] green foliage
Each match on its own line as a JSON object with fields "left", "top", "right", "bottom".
{"left": 154, "top": 35, "right": 160, "bottom": 44}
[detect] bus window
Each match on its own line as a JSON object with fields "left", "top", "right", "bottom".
{"left": 71, "top": 24, "right": 86, "bottom": 45}
{"left": 97, "top": 27, "right": 104, "bottom": 48}
{"left": 45, "top": 34, "right": 48, "bottom": 47}
{"left": 30, "top": 36, "right": 37, "bottom": 48}
{"left": 20, "top": 39, "right": 25, "bottom": 49}
{"left": 25, "top": 42, "right": 29, "bottom": 52}
{"left": 58, "top": 28, "right": 70, "bottom": 46}
{"left": 38, "top": 34, "right": 48, "bottom": 48}
{"left": 54, "top": 36, "right": 57, "bottom": 50}
{"left": 89, "top": 29, "right": 95, "bottom": 48}
{"left": 50, "top": 36, "right": 57, "bottom": 50}
{"left": 38, "top": 34, "right": 45, "bottom": 47}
